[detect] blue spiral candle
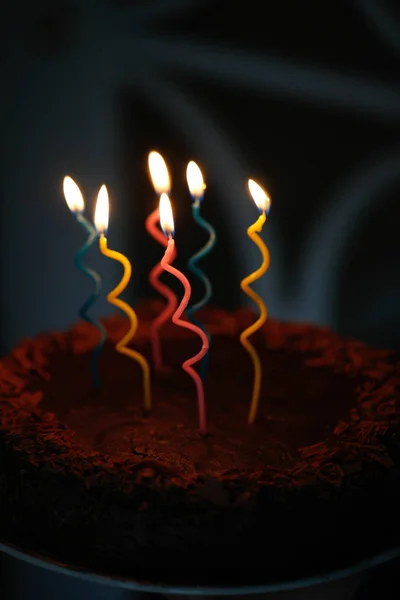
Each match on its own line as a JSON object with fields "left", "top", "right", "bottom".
{"left": 63, "top": 176, "right": 106, "bottom": 389}
{"left": 186, "top": 162, "right": 216, "bottom": 382}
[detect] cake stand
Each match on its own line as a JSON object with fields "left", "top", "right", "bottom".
{"left": 1, "top": 538, "right": 400, "bottom": 598}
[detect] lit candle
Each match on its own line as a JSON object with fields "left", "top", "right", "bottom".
{"left": 186, "top": 161, "right": 216, "bottom": 382}
{"left": 145, "top": 151, "right": 178, "bottom": 373}
{"left": 94, "top": 184, "right": 151, "bottom": 410}
{"left": 159, "top": 193, "right": 209, "bottom": 434}
{"left": 240, "top": 179, "right": 271, "bottom": 424}
{"left": 63, "top": 175, "right": 106, "bottom": 389}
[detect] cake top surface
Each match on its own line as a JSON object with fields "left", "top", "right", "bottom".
{"left": 0, "top": 301, "right": 399, "bottom": 493}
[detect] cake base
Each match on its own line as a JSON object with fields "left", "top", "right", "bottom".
{"left": 2, "top": 537, "right": 399, "bottom": 595}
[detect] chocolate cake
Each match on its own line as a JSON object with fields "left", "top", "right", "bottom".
{"left": 0, "top": 301, "right": 399, "bottom": 586}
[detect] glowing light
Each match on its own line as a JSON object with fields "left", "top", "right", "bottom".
{"left": 248, "top": 179, "right": 271, "bottom": 213}
{"left": 148, "top": 151, "right": 171, "bottom": 195}
{"left": 63, "top": 176, "right": 85, "bottom": 213}
{"left": 94, "top": 184, "right": 109, "bottom": 235}
{"left": 159, "top": 193, "right": 174, "bottom": 237}
{"left": 186, "top": 161, "right": 206, "bottom": 200}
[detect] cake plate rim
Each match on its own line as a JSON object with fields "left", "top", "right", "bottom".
{"left": 1, "top": 538, "right": 400, "bottom": 596}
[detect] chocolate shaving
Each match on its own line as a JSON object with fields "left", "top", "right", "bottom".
{"left": 0, "top": 300, "right": 399, "bottom": 583}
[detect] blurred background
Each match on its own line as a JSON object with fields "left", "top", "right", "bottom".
{"left": 2, "top": 0, "right": 400, "bottom": 354}
{"left": 1, "top": 0, "right": 400, "bottom": 595}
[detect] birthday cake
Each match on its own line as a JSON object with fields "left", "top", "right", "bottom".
{"left": 0, "top": 301, "right": 399, "bottom": 586}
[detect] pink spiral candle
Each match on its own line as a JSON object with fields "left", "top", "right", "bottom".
{"left": 158, "top": 192, "right": 209, "bottom": 434}
{"left": 161, "top": 235, "right": 209, "bottom": 434}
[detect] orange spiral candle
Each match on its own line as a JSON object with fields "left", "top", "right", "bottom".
{"left": 94, "top": 185, "right": 151, "bottom": 411}
{"left": 240, "top": 179, "right": 271, "bottom": 424}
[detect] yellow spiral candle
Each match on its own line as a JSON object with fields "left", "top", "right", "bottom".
{"left": 240, "top": 179, "right": 271, "bottom": 424}
{"left": 94, "top": 185, "right": 151, "bottom": 411}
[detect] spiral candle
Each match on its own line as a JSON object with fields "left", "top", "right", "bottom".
{"left": 95, "top": 184, "right": 151, "bottom": 411}
{"left": 159, "top": 193, "right": 209, "bottom": 434}
{"left": 146, "top": 151, "right": 178, "bottom": 372}
{"left": 63, "top": 176, "right": 106, "bottom": 389}
{"left": 240, "top": 179, "right": 271, "bottom": 424}
{"left": 186, "top": 161, "right": 216, "bottom": 382}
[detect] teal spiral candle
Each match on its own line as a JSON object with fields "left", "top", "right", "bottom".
{"left": 63, "top": 176, "right": 106, "bottom": 389}
{"left": 186, "top": 162, "right": 216, "bottom": 382}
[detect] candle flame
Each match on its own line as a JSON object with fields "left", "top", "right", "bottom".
{"left": 63, "top": 176, "right": 85, "bottom": 213}
{"left": 186, "top": 161, "right": 206, "bottom": 200}
{"left": 248, "top": 179, "right": 271, "bottom": 213}
{"left": 148, "top": 151, "right": 171, "bottom": 195}
{"left": 159, "top": 193, "right": 174, "bottom": 237}
{"left": 94, "top": 184, "right": 109, "bottom": 235}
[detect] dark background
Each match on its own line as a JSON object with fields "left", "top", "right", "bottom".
{"left": 2, "top": 0, "right": 400, "bottom": 354}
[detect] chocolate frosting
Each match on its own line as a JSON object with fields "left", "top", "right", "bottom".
{"left": 0, "top": 301, "right": 399, "bottom": 585}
